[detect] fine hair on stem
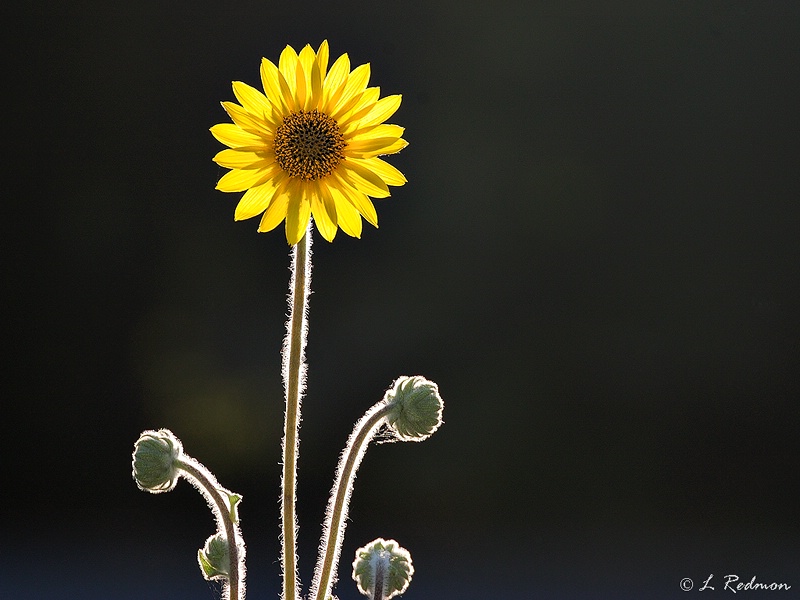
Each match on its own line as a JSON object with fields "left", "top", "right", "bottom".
{"left": 311, "top": 401, "right": 392, "bottom": 600}
{"left": 280, "top": 226, "right": 312, "bottom": 600}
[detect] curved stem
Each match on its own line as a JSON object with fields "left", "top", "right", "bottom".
{"left": 282, "top": 228, "right": 312, "bottom": 600}
{"left": 177, "top": 458, "right": 243, "bottom": 600}
{"left": 312, "top": 402, "right": 392, "bottom": 600}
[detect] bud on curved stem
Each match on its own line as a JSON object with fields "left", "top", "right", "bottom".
{"left": 176, "top": 457, "right": 246, "bottom": 600}
{"left": 132, "top": 428, "right": 183, "bottom": 493}
{"left": 310, "top": 377, "right": 443, "bottom": 600}
{"left": 132, "top": 429, "right": 246, "bottom": 600}
{"left": 199, "top": 533, "right": 232, "bottom": 580}
{"left": 383, "top": 376, "right": 444, "bottom": 442}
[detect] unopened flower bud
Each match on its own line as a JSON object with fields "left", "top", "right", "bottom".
{"left": 132, "top": 429, "right": 183, "bottom": 493}
{"left": 352, "top": 538, "right": 413, "bottom": 599}
{"left": 383, "top": 376, "right": 443, "bottom": 441}
{"left": 197, "top": 533, "right": 230, "bottom": 581}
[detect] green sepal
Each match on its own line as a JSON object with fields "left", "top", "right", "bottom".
{"left": 227, "top": 492, "right": 242, "bottom": 523}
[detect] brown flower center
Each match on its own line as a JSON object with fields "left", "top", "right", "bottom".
{"left": 273, "top": 109, "right": 345, "bottom": 181}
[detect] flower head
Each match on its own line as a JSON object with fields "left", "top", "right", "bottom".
{"left": 198, "top": 533, "right": 231, "bottom": 581}
{"left": 132, "top": 429, "right": 183, "bottom": 493}
{"left": 212, "top": 41, "right": 408, "bottom": 245}
{"left": 383, "top": 376, "right": 444, "bottom": 442}
{"left": 352, "top": 538, "right": 413, "bottom": 599}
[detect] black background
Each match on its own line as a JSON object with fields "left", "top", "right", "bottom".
{"left": 4, "top": 1, "right": 800, "bottom": 598}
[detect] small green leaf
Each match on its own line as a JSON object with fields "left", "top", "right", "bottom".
{"left": 227, "top": 493, "right": 243, "bottom": 523}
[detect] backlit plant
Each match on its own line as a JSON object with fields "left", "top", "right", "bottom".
{"left": 132, "top": 41, "right": 443, "bottom": 600}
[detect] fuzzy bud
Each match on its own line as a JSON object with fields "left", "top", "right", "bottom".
{"left": 132, "top": 429, "right": 183, "bottom": 493}
{"left": 352, "top": 538, "right": 413, "bottom": 599}
{"left": 198, "top": 533, "right": 230, "bottom": 580}
{"left": 383, "top": 376, "right": 444, "bottom": 441}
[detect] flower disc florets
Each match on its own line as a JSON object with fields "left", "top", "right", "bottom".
{"left": 274, "top": 109, "right": 346, "bottom": 180}
{"left": 383, "top": 376, "right": 444, "bottom": 442}
{"left": 132, "top": 429, "right": 183, "bottom": 493}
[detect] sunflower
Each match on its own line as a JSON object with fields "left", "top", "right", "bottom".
{"left": 211, "top": 41, "right": 408, "bottom": 245}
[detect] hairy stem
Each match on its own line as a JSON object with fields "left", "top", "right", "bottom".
{"left": 372, "top": 558, "right": 386, "bottom": 600}
{"left": 312, "top": 402, "right": 392, "bottom": 600}
{"left": 177, "top": 458, "right": 244, "bottom": 600}
{"left": 282, "top": 228, "right": 312, "bottom": 600}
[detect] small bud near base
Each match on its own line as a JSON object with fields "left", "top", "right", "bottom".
{"left": 198, "top": 533, "right": 231, "bottom": 580}
{"left": 352, "top": 538, "right": 413, "bottom": 599}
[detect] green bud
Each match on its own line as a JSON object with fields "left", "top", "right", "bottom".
{"left": 383, "top": 376, "right": 444, "bottom": 441}
{"left": 197, "top": 533, "right": 230, "bottom": 581}
{"left": 132, "top": 429, "right": 183, "bottom": 493}
{"left": 352, "top": 538, "right": 413, "bottom": 599}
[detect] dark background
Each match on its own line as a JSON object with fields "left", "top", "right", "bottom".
{"left": 4, "top": 1, "right": 799, "bottom": 598}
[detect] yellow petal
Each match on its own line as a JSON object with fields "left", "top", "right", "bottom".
{"left": 235, "top": 174, "right": 285, "bottom": 220}
{"left": 338, "top": 159, "right": 391, "bottom": 198}
{"left": 333, "top": 172, "right": 379, "bottom": 227}
{"left": 216, "top": 167, "right": 273, "bottom": 192}
{"left": 285, "top": 182, "right": 312, "bottom": 245}
{"left": 210, "top": 123, "right": 262, "bottom": 148}
{"left": 279, "top": 45, "right": 300, "bottom": 98}
{"left": 309, "top": 54, "right": 323, "bottom": 109}
{"left": 317, "top": 180, "right": 338, "bottom": 227}
{"left": 370, "top": 137, "right": 408, "bottom": 156}
{"left": 345, "top": 141, "right": 407, "bottom": 159}
{"left": 316, "top": 40, "right": 330, "bottom": 82}
{"left": 279, "top": 45, "right": 299, "bottom": 77}
{"left": 322, "top": 53, "right": 350, "bottom": 112}
{"left": 213, "top": 148, "right": 272, "bottom": 170}
{"left": 344, "top": 137, "right": 409, "bottom": 160}
{"left": 337, "top": 87, "right": 381, "bottom": 131}
{"left": 348, "top": 124, "right": 404, "bottom": 141}
{"left": 298, "top": 44, "right": 317, "bottom": 110}
{"left": 345, "top": 138, "right": 403, "bottom": 158}
{"left": 310, "top": 182, "right": 338, "bottom": 242}
{"left": 260, "top": 58, "right": 291, "bottom": 116}
{"left": 294, "top": 65, "right": 307, "bottom": 111}
{"left": 298, "top": 45, "right": 316, "bottom": 76}
{"left": 350, "top": 157, "right": 407, "bottom": 186}
{"left": 278, "top": 67, "right": 298, "bottom": 112}
{"left": 355, "top": 94, "right": 402, "bottom": 130}
{"left": 258, "top": 180, "right": 291, "bottom": 232}
{"left": 330, "top": 63, "right": 371, "bottom": 119}
{"left": 232, "top": 81, "right": 281, "bottom": 129}
{"left": 327, "top": 185, "right": 362, "bottom": 238}
{"left": 345, "top": 125, "right": 405, "bottom": 157}
{"left": 221, "top": 101, "right": 267, "bottom": 136}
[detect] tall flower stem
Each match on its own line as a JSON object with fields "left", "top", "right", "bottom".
{"left": 311, "top": 402, "right": 392, "bottom": 600}
{"left": 281, "top": 227, "right": 312, "bottom": 600}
